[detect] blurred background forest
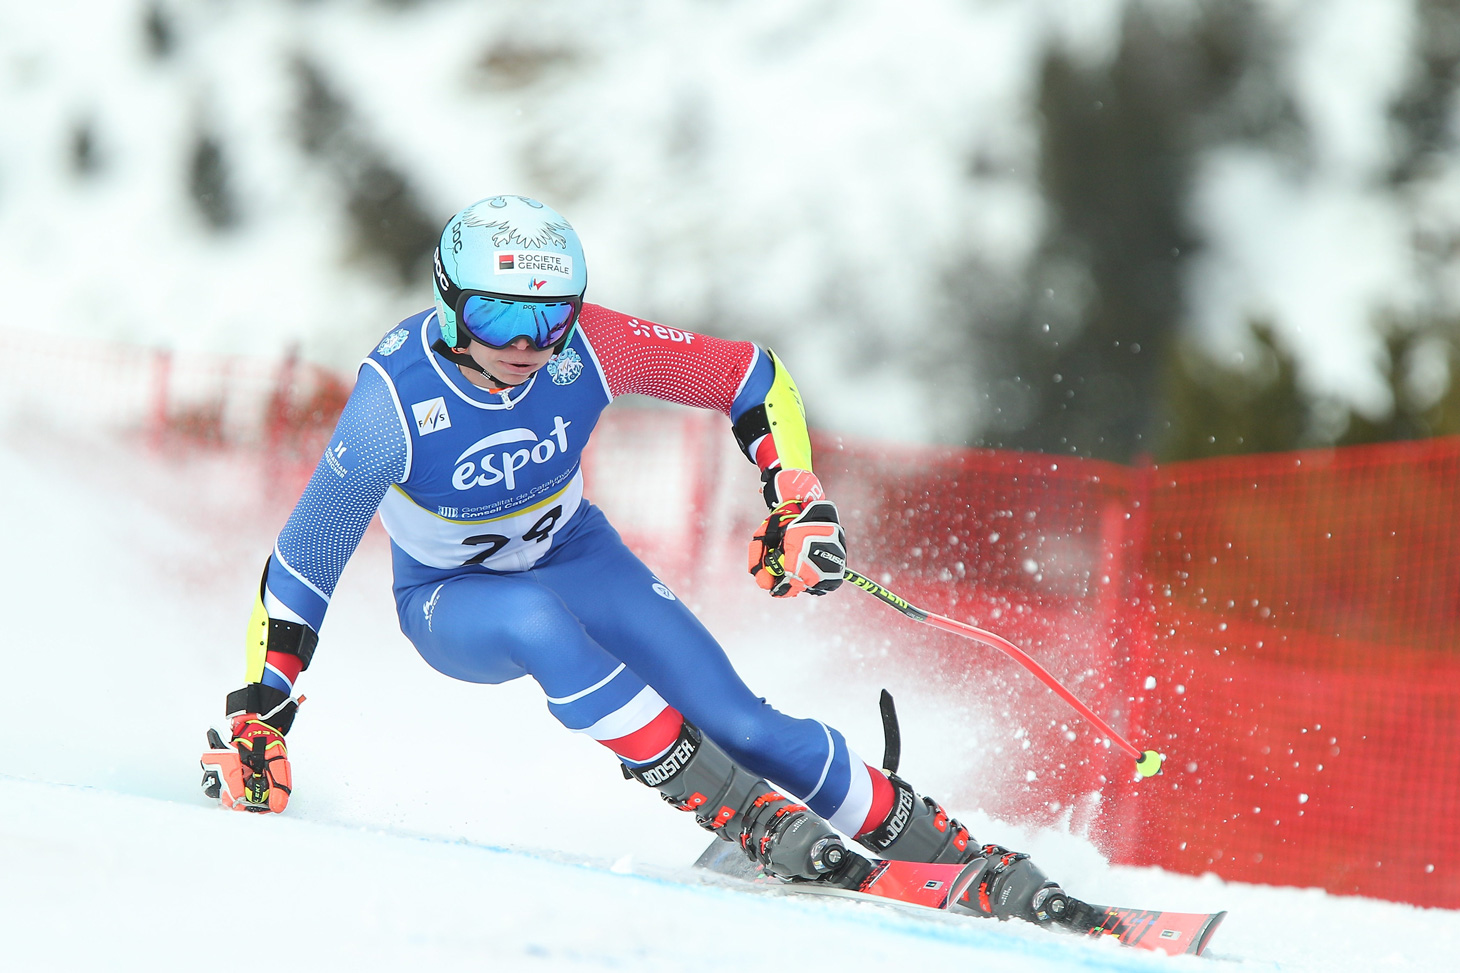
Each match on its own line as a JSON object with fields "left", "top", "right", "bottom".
{"left": 4, "top": 0, "right": 1459, "bottom": 463}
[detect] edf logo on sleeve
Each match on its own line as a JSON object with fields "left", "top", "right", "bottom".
{"left": 411, "top": 397, "right": 452, "bottom": 435}
{"left": 627, "top": 318, "right": 696, "bottom": 344}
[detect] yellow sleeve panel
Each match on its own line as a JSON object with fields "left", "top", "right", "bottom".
{"left": 242, "top": 562, "right": 319, "bottom": 684}
{"left": 763, "top": 349, "right": 813, "bottom": 473}
{"left": 244, "top": 580, "right": 270, "bottom": 684}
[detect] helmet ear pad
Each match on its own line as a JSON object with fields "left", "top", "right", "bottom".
{"left": 432, "top": 245, "right": 468, "bottom": 350}
{"left": 434, "top": 292, "right": 465, "bottom": 350}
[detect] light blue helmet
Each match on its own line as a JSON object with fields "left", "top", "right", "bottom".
{"left": 432, "top": 195, "right": 588, "bottom": 350}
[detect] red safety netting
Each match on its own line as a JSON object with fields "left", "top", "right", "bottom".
{"left": 1107, "top": 441, "right": 1460, "bottom": 907}
{"left": 815, "top": 434, "right": 1460, "bottom": 909}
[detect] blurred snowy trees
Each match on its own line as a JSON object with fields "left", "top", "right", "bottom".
{"left": 962, "top": 0, "right": 1460, "bottom": 460}
{"left": 13, "top": 0, "right": 1460, "bottom": 458}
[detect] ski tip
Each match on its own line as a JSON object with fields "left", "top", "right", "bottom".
{"left": 1189, "top": 910, "right": 1227, "bottom": 956}
{"left": 1135, "top": 750, "right": 1164, "bottom": 778}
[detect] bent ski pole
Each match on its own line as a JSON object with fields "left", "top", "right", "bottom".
{"left": 842, "top": 567, "right": 1164, "bottom": 779}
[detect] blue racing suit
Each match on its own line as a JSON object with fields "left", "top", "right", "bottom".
{"left": 247, "top": 303, "right": 874, "bottom": 834}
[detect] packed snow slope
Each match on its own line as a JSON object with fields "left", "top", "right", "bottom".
{"left": 3, "top": 427, "right": 1460, "bottom": 971}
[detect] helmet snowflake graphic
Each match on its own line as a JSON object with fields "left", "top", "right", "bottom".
{"left": 461, "top": 195, "right": 573, "bottom": 250}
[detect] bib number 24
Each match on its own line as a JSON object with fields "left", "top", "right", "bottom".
{"left": 460, "top": 505, "right": 564, "bottom": 565}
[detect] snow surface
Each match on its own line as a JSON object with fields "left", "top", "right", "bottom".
{"left": 3, "top": 395, "right": 1459, "bottom": 971}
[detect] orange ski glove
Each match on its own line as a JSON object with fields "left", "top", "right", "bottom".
{"left": 200, "top": 685, "right": 299, "bottom": 813}
{"left": 748, "top": 469, "right": 847, "bottom": 598}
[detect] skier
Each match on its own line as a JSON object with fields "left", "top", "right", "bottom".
{"left": 200, "top": 194, "right": 1066, "bottom": 923}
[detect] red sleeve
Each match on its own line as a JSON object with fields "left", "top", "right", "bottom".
{"left": 577, "top": 303, "right": 755, "bottom": 416}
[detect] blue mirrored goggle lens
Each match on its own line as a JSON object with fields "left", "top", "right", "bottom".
{"left": 460, "top": 295, "right": 577, "bottom": 349}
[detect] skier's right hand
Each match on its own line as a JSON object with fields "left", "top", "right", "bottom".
{"left": 748, "top": 469, "right": 847, "bottom": 598}
{"left": 200, "top": 686, "right": 299, "bottom": 813}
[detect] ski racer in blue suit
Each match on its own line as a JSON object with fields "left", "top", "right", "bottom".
{"left": 199, "top": 195, "right": 1068, "bottom": 917}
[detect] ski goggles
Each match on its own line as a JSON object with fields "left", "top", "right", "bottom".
{"left": 457, "top": 291, "right": 580, "bottom": 350}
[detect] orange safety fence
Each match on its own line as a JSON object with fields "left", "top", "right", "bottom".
{"left": 5, "top": 332, "right": 1455, "bottom": 909}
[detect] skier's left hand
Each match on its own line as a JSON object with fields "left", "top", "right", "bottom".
{"left": 748, "top": 469, "right": 847, "bottom": 597}
{"left": 201, "top": 690, "right": 298, "bottom": 813}
{"left": 201, "top": 714, "right": 293, "bottom": 812}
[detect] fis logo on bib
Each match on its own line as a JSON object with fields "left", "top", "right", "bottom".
{"left": 412, "top": 397, "right": 452, "bottom": 435}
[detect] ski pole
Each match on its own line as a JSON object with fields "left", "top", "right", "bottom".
{"left": 842, "top": 567, "right": 1164, "bottom": 779}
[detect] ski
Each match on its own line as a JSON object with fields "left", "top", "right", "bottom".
{"left": 695, "top": 839, "right": 1226, "bottom": 957}
{"left": 1059, "top": 900, "right": 1227, "bottom": 956}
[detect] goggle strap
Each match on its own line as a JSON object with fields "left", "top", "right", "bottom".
{"left": 432, "top": 336, "right": 480, "bottom": 370}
